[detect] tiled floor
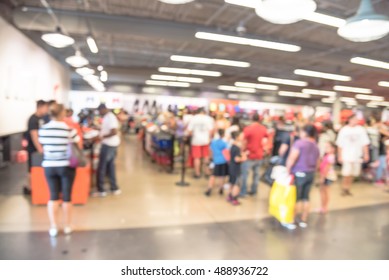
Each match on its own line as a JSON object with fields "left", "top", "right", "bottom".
{"left": 0, "top": 136, "right": 389, "bottom": 259}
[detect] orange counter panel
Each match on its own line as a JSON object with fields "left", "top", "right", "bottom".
{"left": 31, "top": 165, "right": 91, "bottom": 205}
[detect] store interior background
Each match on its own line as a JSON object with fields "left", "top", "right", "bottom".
{"left": 1, "top": 0, "right": 389, "bottom": 259}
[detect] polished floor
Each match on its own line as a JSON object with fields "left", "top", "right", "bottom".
{"left": 0, "top": 136, "right": 389, "bottom": 259}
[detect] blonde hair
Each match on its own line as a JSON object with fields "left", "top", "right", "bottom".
{"left": 49, "top": 103, "right": 65, "bottom": 119}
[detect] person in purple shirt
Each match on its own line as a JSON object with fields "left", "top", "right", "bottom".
{"left": 286, "top": 124, "right": 320, "bottom": 229}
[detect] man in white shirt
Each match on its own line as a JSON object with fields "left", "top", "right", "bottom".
{"left": 336, "top": 114, "right": 370, "bottom": 196}
{"left": 94, "top": 104, "right": 121, "bottom": 197}
{"left": 187, "top": 108, "right": 215, "bottom": 178}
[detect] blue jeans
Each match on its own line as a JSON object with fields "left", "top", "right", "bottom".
{"left": 240, "top": 160, "right": 263, "bottom": 196}
{"left": 376, "top": 155, "right": 387, "bottom": 181}
{"left": 97, "top": 144, "right": 119, "bottom": 192}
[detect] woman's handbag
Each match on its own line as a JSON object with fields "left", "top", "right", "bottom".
{"left": 68, "top": 143, "right": 87, "bottom": 168}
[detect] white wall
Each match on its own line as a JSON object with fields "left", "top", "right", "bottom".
{"left": 0, "top": 17, "right": 70, "bottom": 137}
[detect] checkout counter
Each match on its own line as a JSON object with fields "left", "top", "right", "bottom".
{"left": 30, "top": 130, "right": 99, "bottom": 205}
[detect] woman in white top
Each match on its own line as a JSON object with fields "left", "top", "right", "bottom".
{"left": 38, "top": 104, "right": 80, "bottom": 237}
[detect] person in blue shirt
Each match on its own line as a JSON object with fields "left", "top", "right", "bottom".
{"left": 205, "top": 129, "right": 229, "bottom": 196}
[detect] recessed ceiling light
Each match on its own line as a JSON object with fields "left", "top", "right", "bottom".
{"left": 86, "top": 36, "right": 98, "bottom": 54}
{"left": 351, "top": 57, "right": 389, "bottom": 70}
{"left": 355, "top": 94, "right": 384, "bottom": 101}
{"left": 304, "top": 12, "right": 346, "bottom": 28}
{"left": 295, "top": 69, "right": 352, "bottom": 81}
{"left": 218, "top": 85, "right": 256, "bottom": 93}
{"left": 302, "top": 89, "right": 337, "bottom": 97}
{"left": 159, "top": 0, "right": 194, "bottom": 4}
{"left": 258, "top": 76, "right": 308, "bottom": 87}
{"left": 151, "top": 74, "right": 203, "bottom": 83}
{"left": 170, "top": 55, "right": 250, "bottom": 68}
{"left": 322, "top": 98, "right": 335, "bottom": 104}
{"left": 158, "top": 67, "right": 222, "bottom": 77}
{"left": 234, "top": 82, "right": 278, "bottom": 90}
{"left": 378, "top": 81, "right": 389, "bottom": 87}
{"left": 145, "top": 80, "right": 190, "bottom": 87}
{"left": 195, "top": 32, "right": 301, "bottom": 52}
{"left": 333, "top": 85, "right": 372, "bottom": 94}
{"left": 278, "top": 91, "right": 311, "bottom": 98}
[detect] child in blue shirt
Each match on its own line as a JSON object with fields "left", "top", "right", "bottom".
{"left": 205, "top": 129, "right": 229, "bottom": 196}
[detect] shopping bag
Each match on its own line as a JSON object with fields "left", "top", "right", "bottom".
{"left": 268, "top": 178, "right": 296, "bottom": 224}
{"left": 67, "top": 143, "right": 87, "bottom": 168}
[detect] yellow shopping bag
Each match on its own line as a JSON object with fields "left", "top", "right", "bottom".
{"left": 269, "top": 179, "right": 297, "bottom": 224}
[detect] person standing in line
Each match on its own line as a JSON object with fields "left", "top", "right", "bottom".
{"left": 23, "top": 100, "right": 49, "bottom": 195}
{"left": 375, "top": 119, "right": 389, "bottom": 186}
{"left": 43, "top": 100, "right": 57, "bottom": 124}
{"left": 336, "top": 114, "right": 370, "bottom": 196}
{"left": 286, "top": 124, "right": 320, "bottom": 228}
{"left": 38, "top": 104, "right": 80, "bottom": 237}
{"left": 318, "top": 122, "right": 336, "bottom": 158}
{"left": 240, "top": 113, "right": 268, "bottom": 197}
{"left": 227, "top": 131, "right": 246, "bottom": 205}
{"left": 187, "top": 108, "right": 215, "bottom": 179}
{"left": 205, "top": 129, "right": 229, "bottom": 196}
{"left": 93, "top": 104, "right": 122, "bottom": 197}
{"left": 278, "top": 125, "right": 300, "bottom": 166}
{"left": 318, "top": 142, "right": 337, "bottom": 214}
{"left": 225, "top": 116, "right": 241, "bottom": 143}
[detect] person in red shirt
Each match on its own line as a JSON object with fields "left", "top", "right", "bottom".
{"left": 241, "top": 113, "right": 268, "bottom": 197}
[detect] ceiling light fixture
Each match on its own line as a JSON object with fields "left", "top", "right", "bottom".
{"left": 322, "top": 98, "right": 335, "bottom": 104}
{"left": 234, "top": 82, "right": 278, "bottom": 91}
{"left": 258, "top": 76, "right": 308, "bottom": 87}
{"left": 170, "top": 55, "right": 250, "bottom": 68}
{"left": 294, "top": 69, "right": 352, "bottom": 81}
{"left": 355, "top": 94, "right": 384, "bottom": 101}
{"left": 151, "top": 74, "right": 203, "bottom": 83}
{"left": 195, "top": 32, "right": 301, "bottom": 52}
{"left": 145, "top": 80, "right": 190, "bottom": 88}
{"left": 378, "top": 81, "right": 389, "bottom": 88}
{"left": 255, "top": 0, "right": 317, "bottom": 25}
{"left": 41, "top": 27, "right": 75, "bottom": 48}
{"left": 158, "top": 67, "right": 222, "bottom": 77}
{"left": 278, "top": 91, "right": 311, "bottom": 98}
{"left": 159, "top": 0, "right": 194, "bottom": 4}
{"left": 304, "top": 12, "right": 346, "bottom": 28}
{"left": 337, "top": 0, "right": 389, "bottom": 42}
{"left": 100, "top": 70, "right": 108, "bottom": 82}
{"left": 65, "top": 51, "right": 89, "bottom": 68}
{"left": 225, "top": 1, "right": 345, "bottom": 28}
{"left": 218, "top": 85, "right": 256, "bottom": 93}
{"left": 302, "top": 89, "right": 336, "bottom": 97}
{"left": 97, "top": 65, "right": 104, "bottom": 71}
{"left": 350, "top": 57, "right": 389, "bottom": 70}
{"left": 333, "top": 85, "right": 372, "bottom": 94}
{"left": 86, "top": 36, "right": 99, "bottom": 54}
{"left": 75, "top": 67, "right": 95, "bottom": 77}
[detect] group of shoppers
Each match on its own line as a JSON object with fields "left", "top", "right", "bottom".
{"left": 184, "top": 108, "right": 389, "bottom": 229}
{"left": 25, "top": 101, "right": 121, "bottom": 237}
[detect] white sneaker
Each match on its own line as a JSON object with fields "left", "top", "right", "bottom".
{"left": 91, "top": 191, "right": 107, "bottom": 198}
{"left": 299, "top": 222, "right": 308, "bottom": 228}
{"left": 281, "top": 223, "right": 297, "bottom": 230}
{"left": 112, "top": 189, "right": 122, "bottom": 196}
{"left": 49, "top": 228, "right": 58, "bottom": 237}
{"left": 63, "top": 226, "right": 72, "bottom": 235}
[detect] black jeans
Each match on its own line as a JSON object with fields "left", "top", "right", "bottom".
{"left": 294, "top": 171, "right": 315, "bottom": 202}
{"left": 44, "top": 167, "right": 76, "bottom": 202}
{"left": 96, "top": 144, "right": 119, "bottom": 192}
